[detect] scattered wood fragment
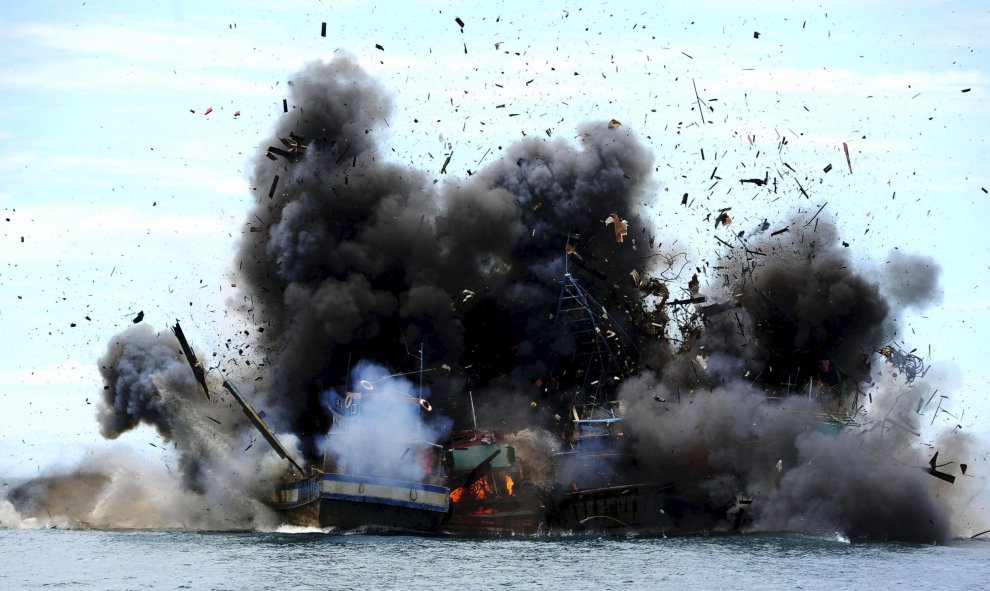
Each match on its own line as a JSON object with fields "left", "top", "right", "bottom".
{"left": 269, "top": 175, "right": 280, "bottom": 198}
{"left": 805, "top": 202, "right": 827, "bottom": 227}
{"left": 692, "top": 78, "right": 705, "bottom": 125}
{"left": 740, "top": 172, "right": 768, "bottom": 186}
{"left": 665, "top": 296, "right": 707, "bottom": 306}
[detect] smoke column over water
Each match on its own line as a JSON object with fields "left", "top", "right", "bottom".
{"left": 8, "top": 54, "right": 963, "bottom": 540}
{"left": 235, "top": 54, "right": 656, "bottom": 447}
{"left": 2, "top": 325, "right": 288, "bottom": 529}
{"left": 618, "top": 218, "right": 953, "bottom": 542}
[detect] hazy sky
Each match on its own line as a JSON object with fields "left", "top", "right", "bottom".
{"left": 1, "top": 0, "right": 987, "bottom": 477}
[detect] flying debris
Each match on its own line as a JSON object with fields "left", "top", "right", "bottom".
{"left": 715, "top": 210, "right": 732, "bottom": 228}
{"left": 268, "top": 175, "right": 280, "bottom": 198}
{"left": 265, "top": 133, "right": 309, "bottom": 162}
{"left": 927, "top": 452, "right": 956, "bottom": 484}
{"left": 172, "top": 321, "right": 210, "bottom": 400}
{"left": 605, "top": 212, "right": 629, "bottom": 242}
{"left": 740, "top": 172, "right": 768, "bottom": 186}
{"left": 222, "top": 380, "right": 305, "bottom": 475}
{"left": 878, "top": 344, "right": 930, "bottom": 384}
{"left": 88, "top": 54, "right": 954, "bottom": 543}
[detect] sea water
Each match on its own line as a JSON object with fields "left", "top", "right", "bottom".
{"left": 2, "top": 527, "right": 989, "bottom": 590}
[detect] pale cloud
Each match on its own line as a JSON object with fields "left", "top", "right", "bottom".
{"left": 0, "top": 21, "right": 310, "bottom": 94}
{"left": 26, "top": 202, "right": 227, "bottom": 236}
{"left": 1, "top": 201, "right": 231, "bottom": 265}
{"left": 0, "top": 363, "right": 92, "bottom": 387}
{"left": 14, "top": 152, "right": 248, "bottom": 196}
{"left": 718, "top": 66, "right": 985, "bottom": 96}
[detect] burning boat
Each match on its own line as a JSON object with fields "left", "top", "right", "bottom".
{"left": 542, "top": 406, "right": 744, "bottom": 535}
{"left": 443, "top": 429, "right": 541, "bottom": 535}
{"left": 299, "top": 382, "right": 450, "bottom": 533}
{"left": 543, "top": 414, "right": 670, "bottom": 533}
{"left": 541, "top": 270, "right": 743, "bottom": 535}
{"left": 174, "top": 324, "right": 450, "bottom": 533}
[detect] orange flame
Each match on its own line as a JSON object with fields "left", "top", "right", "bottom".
{"left": 505, "top": 475, "right": 515, "bottom": 496}
{"left": 469, "top": 478, "right": 491, "bottom": 500}
{"left": 450, "top": 487, "right": 463, "bottom": 503}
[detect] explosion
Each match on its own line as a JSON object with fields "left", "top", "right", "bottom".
{"left": 4, "top": 53, "right": 971, "bottom": 543}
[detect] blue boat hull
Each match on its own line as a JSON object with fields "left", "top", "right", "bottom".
{"left": 273, "top": 473, "right": 450, "bottom": 533}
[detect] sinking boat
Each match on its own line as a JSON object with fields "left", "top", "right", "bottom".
{"left": 543, "top": 270, "right": 743, "bottom": 535}
{"left": 272, "top": 385, "right": 450, "bottom": 533}
{"left": 543, "top": 405, "right": 744, "bottom": 535}
{"left": 171, "top": 324, "right": 450, "bottom": 533}
{"left": 543, "top": 406, "right": 665, "bottom": 532}
{"left": 443, "top": 429, "right": 541, "bottom": 535}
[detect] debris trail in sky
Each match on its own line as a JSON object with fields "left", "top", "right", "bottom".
{"left": 8, "top": 53, "right": 962, "bottom": 541}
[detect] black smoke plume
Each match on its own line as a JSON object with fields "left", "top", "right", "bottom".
{"left": 618, "top": 217, "right": 952, "bottom": 542}
{"left": 64, "top": 53, "right": 961, "bottom": 541}
{"left": 235, "top": 54, "right": 655, "bottom": 451}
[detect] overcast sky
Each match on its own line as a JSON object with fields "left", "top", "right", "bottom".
{"left": 0, "top": 0, "right": 987, "bottom": 477}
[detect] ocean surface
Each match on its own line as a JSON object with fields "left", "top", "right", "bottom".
{"left": 2, "top": 527, "right": 989, "bottom": 591}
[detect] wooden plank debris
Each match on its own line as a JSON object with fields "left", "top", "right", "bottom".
{"left": 269, "top": 175, "right": 280, "bottom": 198}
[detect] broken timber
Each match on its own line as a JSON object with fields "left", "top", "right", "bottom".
{"left": 665, "top": 296, "right": 707, "bottom": 306}
{"left": 224, "top": 380, "right": 306, "bottom": 476}
{"left": 172, "top": 321, "right": 210, "bottom": 400}
{"left": 172, "top": 321, "right": 304, "bottom": 476}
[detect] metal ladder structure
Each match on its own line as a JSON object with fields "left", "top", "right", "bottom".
{"left": 554, "top": 268, "right": 627, "bottom": 413}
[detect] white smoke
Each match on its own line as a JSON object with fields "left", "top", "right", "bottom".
{"left": 319, "top": 360, "right": 451, "bottom": 482}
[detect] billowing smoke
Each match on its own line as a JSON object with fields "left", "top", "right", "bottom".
{"left": 318, "top": 360, "right": 451, "bottom": 482}
{"left": 617, "top": 218, "right": 954, "bottom": 542}
{"left": 235, "top": 53, "right": 655, "bottom": 450}
{"left": 1, "top": 449, "right": 279, "bottom": 530}
{"left": 63, "top": 324, "right": 287, "bottom": 528}
{"left": 10, "top": 53, "right": 963, "bottom": 540}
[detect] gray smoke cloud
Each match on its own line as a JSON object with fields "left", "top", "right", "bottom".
{"left": 13, "top": 54, "right": 961, "bottom": 540}
{"left": 233, "top": 53, "right": 656, "bottom": 451}
{"left": 880, "top": 250, "right": 943, "bottom": 310}
{"left": 620, "top": 374, "right": 953, "bottom": 542}
{"left": 616, "top": 217, "right": 954, "bottom": 542}
{"left": 3, "top": 324, "right": 286, "bottom": 529}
